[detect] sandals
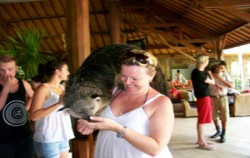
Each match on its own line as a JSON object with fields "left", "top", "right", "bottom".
{"left": 205, "top": 141, "right": 214, "bottom": 145}
{"left": 196, "top": 141, "right": 214, "bottom": 145}
{"left": 198, "top": 143, "right": 215, "bottom": 151}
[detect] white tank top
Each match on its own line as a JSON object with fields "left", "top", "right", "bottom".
{"left": 94, "top": 93, "right": 173, "bottom": 158}
{"left": 33, "top": 84, "right": 74, "bottom": 143}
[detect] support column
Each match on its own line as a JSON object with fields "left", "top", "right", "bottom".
{"left": 65, "top": 1, "right": 93, "bottom": 158}
{"left": 66, "top": 0, "right": 90, "bottom": 73}
{"left": 109, "top": 0, "right": 121, "bottom": 44}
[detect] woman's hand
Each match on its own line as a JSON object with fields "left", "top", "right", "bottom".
{"left": 77, "top": 117, "right": 121, "bottom": 135}
{"left": 215, "top": 83, "right": 222, "bottom": 90}
{"left": 77, "top": 119, "right": 94, "bottom": 135}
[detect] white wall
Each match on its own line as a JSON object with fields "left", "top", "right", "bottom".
{"left": 171, "top": 64, "right": 195, "bottom": 80}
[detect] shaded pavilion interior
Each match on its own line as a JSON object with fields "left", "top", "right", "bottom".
{"left": 0, "top": 0, "right": 250, "bottom": 157}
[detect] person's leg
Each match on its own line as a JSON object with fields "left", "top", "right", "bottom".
{"left": 59, "top": 140, "right": 70, "bottom": 158}
{"left": 16, "top": 135, "right": 34, "bottom": 158}
{"left": 221, "top": 121, "right": 227, "bottom": 142}
{"left": 0, "top": 143, "right": 15, "bottom": 158}
{"left": 220, "top": 96, "right": 229, "bottom": 143}
{"left": 197, "top": 123, "right": 214, "bottom": 150}
{"left": 196, "top": 97, "right": 214, "bottom": 150}
{"left": 34, "top": 141, "right": 60, "bottom": 158}
{"left": 211, "top": 120, "right": 221, "bottom": 138}
{"left": 197, "top": 123, "right": 205, "bottom": 145}
{"left": 211, "top": 97, "right": 221, "bottom": 138}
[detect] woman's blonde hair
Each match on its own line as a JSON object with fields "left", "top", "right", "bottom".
{"left": 122, "top": 49, "right": 158, "bottom": 74}
{"left": 196, "top": 54, "right": 209, "bottom": 68}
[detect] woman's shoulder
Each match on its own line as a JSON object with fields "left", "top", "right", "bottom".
{"left": 151, "top": 88, "right": 169, "bottom": 98}
{"left": 149, "top": 89, "right": 171, "bottom": 106}
{"left": 35, "top": 84, "right": 50, "bottom": 93}
{"left": 145, "top": 90, "right": 173, "bottom": 119}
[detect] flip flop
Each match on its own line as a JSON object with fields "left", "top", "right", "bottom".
{"left": 205, "top": 141, "right": 214, "bottom": 145}
{"left": 196, "top": 141, "right": 214, "bottom": 145}
{"left": 198, "top": 144, "right": 215, "bottom": 151}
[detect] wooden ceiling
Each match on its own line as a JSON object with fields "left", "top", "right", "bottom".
{"left": 0, "top": 0, "right": 250, "bottom": 59}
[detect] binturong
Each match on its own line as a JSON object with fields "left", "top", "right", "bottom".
{"left": 63, "top": 44, "right": 169, "bottom": 120}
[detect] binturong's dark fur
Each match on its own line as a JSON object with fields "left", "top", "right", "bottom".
{"left": 63, "top": 44, "right": 169, "bottom": 120}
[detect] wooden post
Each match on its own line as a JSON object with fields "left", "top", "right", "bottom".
{"left": 71, "top": 138, "right": 90, "bottom": 158}
{"left": 70, "top": 130, "right": 95, "bottom": 158}
{"left": 65, "top": 0, "right": 94, "bottom": 158}
{"left": 109, "top": 0, "right": 121, "bottom": 44}
{"left": 66, "top": 0, "right": 91, "bottom": 73}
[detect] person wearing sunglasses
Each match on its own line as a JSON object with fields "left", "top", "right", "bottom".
{"left": 77, "top": 49, "right": 174, "bottom": 158}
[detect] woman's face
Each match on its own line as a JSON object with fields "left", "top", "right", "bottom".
{"left": 120, "top": 65, "right": 154, "bottom": 94}
{"left": 58, "top": 64, "right": 70, "bottom": 80}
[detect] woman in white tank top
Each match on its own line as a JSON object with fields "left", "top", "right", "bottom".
{"left": 29, "top": 60, "right": 74, "bottom": 158}
{"left": 77, "top": 50, "right": 174, "bottom": 158}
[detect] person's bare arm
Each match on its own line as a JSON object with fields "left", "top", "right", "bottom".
{"left": 29, "top": 85, "right": 62, "bottom": 121}
{"left": 123, "top": 96, "right": 174, "bottom": 156}
{"left": 214, "top": 75, "right": 233, "bottom": 88}
{"left": 22, "top": 80, "right": 34, "bottom": 111}
{"left": 79, "top": 96, "right": 175, "bottom": 156}
{"left": 0, "top": 76, "right": 17, "bottom": 111}
{"left": 204, "top": 71, "right": 216, "bottom": 85}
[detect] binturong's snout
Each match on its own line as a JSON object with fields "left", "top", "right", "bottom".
{"left": 64, "top": 96, "right": 107, "bottom": 120}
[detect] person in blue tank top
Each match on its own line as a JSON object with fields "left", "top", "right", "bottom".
{"left": 77, "top": 50, "right": 174, "bottom": 158}
{"left": 0, "top": 54, "right": 34, "bottom": 158}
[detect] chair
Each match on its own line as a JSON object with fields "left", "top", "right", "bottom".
{"left": 181, "top": 99, "right": 198, "bottom": 117}
{"left": 230, "top": 93, "right": 250, "bottom": 116}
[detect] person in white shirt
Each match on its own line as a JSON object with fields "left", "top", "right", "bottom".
{"left": 173, "top": 69, "right": 187, "bottom": 84}
{"left": 77, "top": 50, "right": 174, "bottom": 158}
{"left": 209, "top": 61, "right": 232, "bottom": 143}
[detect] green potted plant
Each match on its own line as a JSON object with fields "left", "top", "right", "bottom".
{"left": 0, "top": 27, "right": 55, "bottom": 80}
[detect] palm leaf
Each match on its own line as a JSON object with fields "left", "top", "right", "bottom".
{"left": 0, "top": 26, "right": 56, "bottom": 80}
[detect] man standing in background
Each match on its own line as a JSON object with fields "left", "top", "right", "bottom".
{"left": 210, "top": 61, "right": 232, "bottom": 143}
{"left": 0, "top": 54, "right": 34, "bottom": 158}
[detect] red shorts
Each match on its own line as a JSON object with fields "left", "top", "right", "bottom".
{"left": 196, "top": 96, "right": 212, "bottom": 124}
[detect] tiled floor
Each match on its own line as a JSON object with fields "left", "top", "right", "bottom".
{"left": 169, "top": 116, "right": 250, "bottom": 158}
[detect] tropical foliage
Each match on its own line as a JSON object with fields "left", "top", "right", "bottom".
{"left": 0, "top": 27, "right": 55, "bottom": 80}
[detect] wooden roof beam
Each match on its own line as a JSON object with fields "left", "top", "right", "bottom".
{"left": 123, "top": 19, "right": 196, "bottom": 60}
{"left": 123, "top": 18, "right": 209, "bottom": 56}
{"left": 1, "top": 10, "right": 108, "bottom": 24}
{"left": 146, "top": 44, "right": 187, "bottom": 49}
{"left": 155, "top": 35, "right": 196, "bottom": 61}
{"left": 149, "top": 3, "right": 218, "bottom": 38}
{"left": 199, "top": 0, "right": 250, "bottom": 9}
{"left": 136, "top": 22, "right": 183, "bottom": 28}
{"left": 221, "top": 6, "right": 250, "bottom": 23}
{"left": 219, "top": 21, "right": 248, "bottom": 35}
{"left": 169, "top": 38, "right": 216, "bottom": 43}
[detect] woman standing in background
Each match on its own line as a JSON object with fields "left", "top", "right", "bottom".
{"left": 29, "top": 59, "right": 74, "bottom": 158}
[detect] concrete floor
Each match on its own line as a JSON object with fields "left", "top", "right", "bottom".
{"left": 169, "top": 116, "right": 250, "bottom": 158}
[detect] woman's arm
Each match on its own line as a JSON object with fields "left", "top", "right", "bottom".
{"left": 121, "top": 96, "right": 174, "bottom": 156}
{"left": 80, "top": 96, "right": 174, "bottom": 156}
{"left": 205, "top": 71, "right": 216, "bottom": 85}
{"left": 29, "top": 84, "right": 61, "bottom": 121}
